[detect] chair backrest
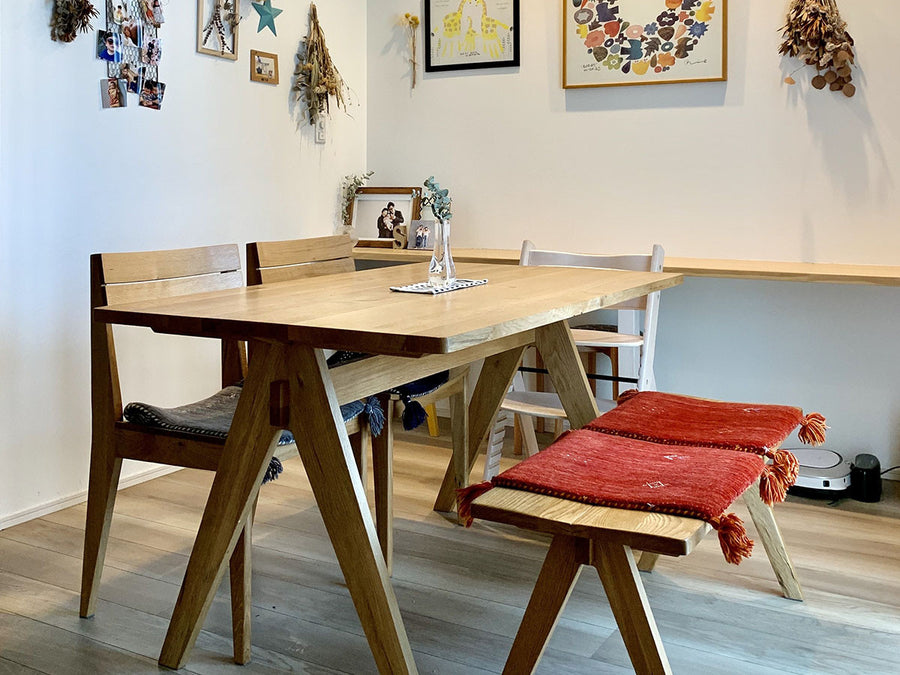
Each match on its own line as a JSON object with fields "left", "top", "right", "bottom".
{"left": 519, "top": 240, "right": 665, "bottom": 391}
{"left": 90, "top": 244, "right": 246, "bottom": 411}
{"left": 246, "top": 235, "right": 355, "bottom": 285}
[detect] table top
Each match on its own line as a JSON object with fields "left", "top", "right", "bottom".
{"left": 95, "top": 262, "right": 681, "bottom": 356}
{"left": 352, "top": 248, "right": 900, "bottom": 286}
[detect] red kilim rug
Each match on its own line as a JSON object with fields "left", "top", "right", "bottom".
{"left": 583, "top": 390, "right": 828, "bottom": 505}
{"left": 459, "top": 430, "right": 765, "bottom": 564}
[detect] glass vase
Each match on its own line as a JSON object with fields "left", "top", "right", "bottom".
{"left": 428, "top": 218, "right": 457, "bottom": 288}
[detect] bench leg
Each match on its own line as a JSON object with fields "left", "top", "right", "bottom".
{"left": 591, "top": 541, "right": 672, "bottom": 675}
{"left": 637, "top": 552, "right": 660, "bottom": 573}
{"left": 503, "top": 535, "right": 588, "bottom": 675}
{"left": 743, "top": 483, "right": 803, "bottom": 601}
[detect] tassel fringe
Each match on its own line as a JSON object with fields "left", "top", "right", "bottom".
{"left": 364, "top": 395, "right": 385, "bottom": 437}
{"left": 712, "top": 512, "right": 754, "bottom": 564}
{"left": 401, "top": 398, "right": 428, "bottom": 431}
{"left": 262, "top": 456, "right": 283, "bottom": 485}
{"left": 798, "top": 412, "right": 828, "bottom": 446}
{"left": 456, "top": 481, "right": 494, "bottom": 527}
{"left": 616, "top": 389, "right": 640, "bottom": 405}
{"left": 759, "top": 449, "right": 800, "bottom": 505}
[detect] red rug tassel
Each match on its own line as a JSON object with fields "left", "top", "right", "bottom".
{"left": 456, "top": 481, "right": 494, "bottom": 527}
{"left": 759, "top": 450, "right": 800, "bottom": 505}
{"left": 798, "top": 412, "right": 828, "bottom": 446}
{"left": 616, "top": 389, "right": 640, "bottom": 405}
{"left": 712, "top": 513, "right": 754, "bottom": 565}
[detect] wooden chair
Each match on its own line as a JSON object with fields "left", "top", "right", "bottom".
{"left": 246, "top": 235, "right": 469, "bottom": 567}
{"left": 483, "top": 242, "right": 664, "bottom": 478}
{"left": 83, "top": 244, "right": 373, "bottom": 664}
{"left": 84, "top": 244, "right": 257, "bottom": 663}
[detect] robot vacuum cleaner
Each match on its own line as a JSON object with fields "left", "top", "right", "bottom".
{"left": 787, "top": 448, "right": 851, "bottom": 497}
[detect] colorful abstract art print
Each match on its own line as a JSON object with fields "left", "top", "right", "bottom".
{"left": 425, "top": 0, "right": 520, "bottom": 72}
{"left": 563, "top": 0, "right": 727, "bottom": 88}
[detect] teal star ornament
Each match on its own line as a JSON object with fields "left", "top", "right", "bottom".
{"left": 252, "top": 0, "right": 283, "bottom": 36}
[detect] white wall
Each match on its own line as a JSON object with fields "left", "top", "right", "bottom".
{"left": 0, "top": 2, "right": 368, "bottom": 526}
{"left": 367, "top": 2, "right": 900, "bottom": 470}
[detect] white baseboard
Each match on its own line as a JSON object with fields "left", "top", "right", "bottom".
{"left": 0, "top": 464, "right": 180, "bottom": 531}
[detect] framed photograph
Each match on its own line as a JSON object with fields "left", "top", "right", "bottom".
{"left": 250, "top": 50, "right": 279, "bottom": 85}
{"left": 424, "top": 0, "right": 520, "bottom": 72}
{"left": 197, "top": 0, "right": 238, "bottom": 60}
{"left": 562, "top": 0, "right": 727, "bottom": 89}
{"left": 350, "top": 188, "right": 423, "bottom": 248}
{"left": 408, "top": 220, "right": 436, "bottom": 250}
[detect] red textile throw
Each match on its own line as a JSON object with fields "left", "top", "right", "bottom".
{"left": 459, "top": 430, "right": 764, "bottom": 564}
{"left": 584, "top": 391, "right": 824, "bottom": 504}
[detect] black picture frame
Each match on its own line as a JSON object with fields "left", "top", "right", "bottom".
{"left": 424, "top": 0, "right": 520, "bottom": 73}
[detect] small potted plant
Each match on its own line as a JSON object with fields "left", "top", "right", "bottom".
{"left": 422, "top": 176, "right": 456, "bottom": 287}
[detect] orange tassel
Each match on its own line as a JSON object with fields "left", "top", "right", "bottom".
{"left": 616, "top": 389, "right": 640, "bottom": 405}
{"left": 759, "top": 449, "right": 800, "bottom": 505}
{"left": 712, "top": 513, "right": 754, "bottom": 564}
{"left": 456, "top": 481, "right": 494, "bottom": 527}
{"left": 798, "top": 412, "right": 828, "bottom": 446}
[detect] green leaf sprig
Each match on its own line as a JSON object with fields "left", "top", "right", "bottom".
{"left": 422, "top": 176, "right": 452, "bottom": 221}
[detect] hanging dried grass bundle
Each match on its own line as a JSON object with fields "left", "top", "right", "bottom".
{"left": 50, "top": 0, "right": 99, "bottom": 43}
{"left": 293, "top": 3, "right": 349, "bottom": 126}
{"left": 779, "top": 0, "right": 856, "bottom": 97}
{"left": 400, "top": 13, "right": 420, "bottom": 90}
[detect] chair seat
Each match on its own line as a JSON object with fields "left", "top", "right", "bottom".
{"left": 503, "top": 389, "right": 617, "bottom": 420}
{"left": 123, "top": 386, "right": 374, "bottom": 482}
{"left": 570, "top": 328, "right": 643, "bottom": 349}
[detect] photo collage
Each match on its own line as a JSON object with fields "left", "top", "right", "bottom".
{"left": 97, "top": 1, "right": 166, "bottom": 110}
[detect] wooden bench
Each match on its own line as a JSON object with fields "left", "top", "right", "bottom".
{"left": 470, "top": 488, "right": 712, "bottom": 674}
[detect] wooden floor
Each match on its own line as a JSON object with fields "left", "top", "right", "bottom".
{"left": 2, "top": 425, "right": 899, "bottom": 674}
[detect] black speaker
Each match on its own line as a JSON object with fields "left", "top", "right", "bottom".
{"left": 850, "top": 454, "right": 882, "bottom": 503}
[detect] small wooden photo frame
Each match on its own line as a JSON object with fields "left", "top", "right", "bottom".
{"left": 350, "top": 187, "right": 422, "bottom": 248}
{"left": 250, "top": 50, "right": 279, "bottom": 85}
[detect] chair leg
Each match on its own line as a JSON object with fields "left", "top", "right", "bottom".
{"left": 349, "top": 426, "right": 369, "bottom": 486}
{"left": 517, "top": 413, "right": 541, "bottom": 457}
{"left": 483, "top": 410, "right": 507, "bottom": 481}
{"left": 229, "top": 495, "right": 258, "bottom": 664}
{"left": 80, "top": 441, "right": 123, "bottom": 618}
{"left": 590, "top": 540, "right": 672, "bottom": 675}
{"left": 448, "top": 381, "right": 469, "bottom": 524}
{"left": 372, "top": 393, "right": 394, "bottom": 575}
{"left": 425, "top": 402, "right": 440, "bottom": 437}
{"left": 610, "top": 347, "right": 620, "bottom": 400}
{"left": 743, "top": 483, "right": 803, "bottom": 600}
{"left": 502, "top": 535, "right": 588, "bottom": 675}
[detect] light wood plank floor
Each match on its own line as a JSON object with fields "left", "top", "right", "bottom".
{"left": 2, "top": 425, "right": 899, "bottom": 674}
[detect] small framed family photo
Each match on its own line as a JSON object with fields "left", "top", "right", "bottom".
{"left": 350, "top": 187, "right": 422, "bottom": 248}
{"left": 250, "top": 50, "right": 279, "bottom": 84}
{"left": 408, "top": 220, "right": 436, "bottom": 250}
{"left": 424, "top": 0, "right": 520, "bottom": 72}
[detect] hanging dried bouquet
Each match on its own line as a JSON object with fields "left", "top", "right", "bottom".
{"left": 50, "top": 0, "right": 99, "bottom": 43}
{"left": 779, "top": 0, "right": 856, "bottom": 97}
{"left": 293, "top": 3, "right": 349, "bottom": 126}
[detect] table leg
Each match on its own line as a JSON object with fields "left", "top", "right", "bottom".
{"left": 285, "top": 345, "right": 417, "bottom": 674}
{"left": 159, "top": 342, "right": 285, "bottom": 669}
{"left": 433, "top": 345, "right": 526, "bottom": 512}
{"left": 535, "top": 321, "right": 600, "bottom": 429}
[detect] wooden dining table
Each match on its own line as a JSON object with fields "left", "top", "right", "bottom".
{"left": 93, "top": 261, "right": 682, "bottom": 672}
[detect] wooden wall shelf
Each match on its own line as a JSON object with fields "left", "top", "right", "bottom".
{"left": 353, "top": 248, "right": 900, "bottom": 287}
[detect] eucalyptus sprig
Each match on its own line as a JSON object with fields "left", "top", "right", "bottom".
{"left": 422, "top": 176, "right": 452, "bottom": 222}
{"left": 339, "top": 171, "right": 374, "bottom": 234}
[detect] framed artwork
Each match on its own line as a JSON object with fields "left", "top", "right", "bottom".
{"left": 350, "top": 188, "right": 423, "bottom": 248}
{"left": 197, "top": 0, "right": 238, "bottom": 61}
{"left": 562, "top": 0, "right": 727, "bottom": 89}
{"left": 424, "top": 0, "right": 520, "bottom": 72}
{"left": 250, "top": 50, "right": 279, "bottom": 84}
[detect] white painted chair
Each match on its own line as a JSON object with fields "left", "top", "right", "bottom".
{"left": 483, "top": 241, "right": 665, "bottom": 480}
